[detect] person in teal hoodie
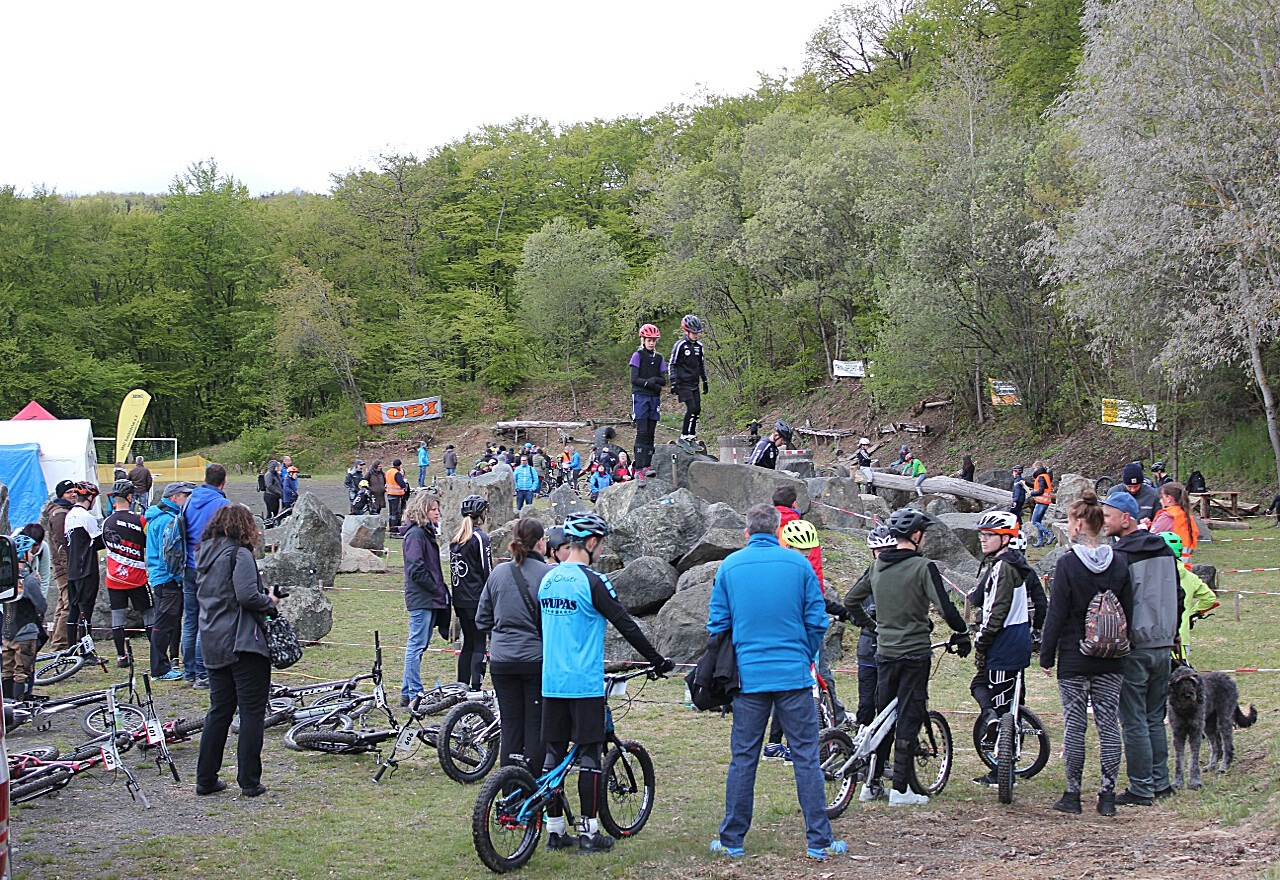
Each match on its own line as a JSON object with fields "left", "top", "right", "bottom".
{"left": 417, "top": 442, "right": 430, "bottom": 487}
{"left": 181, "top": 464, "right": 231, "bottom": 688}
{"left": 146, "top": 481, "right": 195, "bottom": 680}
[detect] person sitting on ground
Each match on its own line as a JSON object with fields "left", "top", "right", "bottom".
{"left": 845, "top": 508, "right": 971, "bottom": 805}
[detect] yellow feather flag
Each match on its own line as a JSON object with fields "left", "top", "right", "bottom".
{"left": 115, "top": 389, "right": 152, "bottom": 467}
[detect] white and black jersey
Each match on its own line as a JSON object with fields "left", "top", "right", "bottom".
{"left": 669, "top": 337, "right": 707, "bottom": 389}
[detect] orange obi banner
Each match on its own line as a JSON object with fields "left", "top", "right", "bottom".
{"left": 364, "top": 396, "right": 442, "bottom": 425}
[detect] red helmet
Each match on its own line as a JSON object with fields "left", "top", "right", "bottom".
{"left": 638, "top": 323, "right": 661, "bottom": 339}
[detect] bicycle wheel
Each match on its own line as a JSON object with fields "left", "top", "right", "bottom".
{"left": 815, "top": 686, "right": 837, "bottom": 730}
{"left": 599, "top": 740, "right": 655, "bottom": 838}
{"left": 472, "top": 765, "right": 543, "bottom": 873}
{"left": 34, "top": 653, "right": 86, "bottom": 686}
{"left": 14, "top": 746, "right": 61, "bottom": 762}
{"left": 80, "top": 703, "right": 147, "bottom": 737}
{"left": 419, "top": 691, "right": 467, "bottom": 716}
{"left": 996, "top": 713, "right": 1016, "bottom": 804}
{"left": 438, "top": 702, "right": 499, "bottom": 784}
{"left": 10, "top": 766, "right": 76, "bottom": 803}
{"left": 817, "top": 728, "right": 857, "bottom": 820}
{"left": 907, "top": 710, "right": 952, "bottom": 796}
{"left": 314, "top": 690, "right": 373, "bottom": 720}
{"left": 284, "top": 715, "right": 362, "bottom": 753}
{"left": 168, "top": 717, "right": 205, "bottom": 740}
{"left": 1094, "top": 476, "right": 1116, "bottom": 495}
{"left": 232, "top": 697, "right": 296, "bottom": 734}
{"left": 972, "top": 706, "right": 1050, "bottom": 779}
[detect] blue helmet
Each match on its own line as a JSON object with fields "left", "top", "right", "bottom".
{"left": 11, "top": 534, "right": 35, "bottom": 557}
{"left": 563, "top": 512, "right": 610, "bottom": 541}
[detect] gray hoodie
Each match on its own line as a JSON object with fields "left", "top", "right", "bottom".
{"left": 1072, "top": 542, "right": 1114, "bottom": 574}
{"left": 476, "top": 555, "right": 552, "bottom": 666}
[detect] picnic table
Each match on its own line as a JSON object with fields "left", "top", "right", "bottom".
{"left": 1190, "top": 491, "right": 1241, "bottom": 519}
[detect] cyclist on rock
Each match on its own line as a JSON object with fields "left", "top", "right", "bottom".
{"left": 669, "top": 315, "right": 708, "bottom": 445}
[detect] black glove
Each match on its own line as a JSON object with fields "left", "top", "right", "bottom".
{"left": 652, "top": 657, "right": 676, "bottom": 677}
{"left": 949, "top": 630, "right": 972, "bottom": 658}
{"left": 702, "top": 379, "right": 709, "bottom": 394}
{"left": 1031, "top": 628, "right": 1043, "bottom": 652}
{"left": 654, "top": 375, "right": 666, "bottom": 388}
{"left": 670, "top": 385, "right": 679, "bottom": 396}
{"left": 974, "top": 650, "right": 986, "bottom": 672}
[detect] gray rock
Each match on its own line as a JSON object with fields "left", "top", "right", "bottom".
{"left": 609, "top": 556, "right": 679, "bottom": 614}
{"left": 823, "top": 620, "right": 845, "bottom": 663}
{"left": 703, "top": 502, "right": 745, "bottom": 532}
{"left": 777, "top": 457, "right": 816, "bottom": 480}
{"left": 935, "top": 513, "right": 985, "bottom": 559}
{"left": 647, "top": 442, "right": 717, "bottom": 489}
{"left": 1034, "top": 546, "right": 1070, "bottom": 591}
{"left": 1054, "top": 473, "right": 1094, "bottom": 508}
{"left": 924, "top": 495, "right": 959, "bottom": 517}
{"left": 549, "top": 484, "right": 590, "bottom": 522}
{"left": 676, "top": 560, "right": 721, "bottom": 593}
{"left": 594, "top": 546, "right": 623, "bottom": 574}
{"left": 518, "top": 506, "right": 555, "bottom": 528}
{"left": 676, "top": 527, "right": 747, "bottom": 573}
{"left": 277, "top": 492, "right": 343, "bottom": 589}
{"left": 608, "top": 489, "right": 709, "bottom": 565}
{"left": 1191, "top": 563, "right": 1216, "bottom": 592}
{"left": 596, "top": 477, "right": 673, "bottom": 524}
{"left": 488, "top": 520, "right": 515, "bottom": 560}
{"left": 275, "top": 584, "right": 334, "bottom": 643}
{"left": 861, "top": 494, "right": 891, "bottom": 522}
{"left": 1194, "top": 518, "right": 1214, "bottom": 542}
{"left": 975, "top": 470, "right": 1015, "bottom": 491}
{"left": 441, "top": 465, "right": 515, "bottom": 542}
{"left": 804, "top": 478, "right": 869, "bottom": 529}
{"left": 652, "top": 577, "right": 714, "bottom": 663}
{"left": 685, "top": 461, "right": 809, "bottom": 516}
{"left": 337, "top": 546, "right": 389, "bottom": 574}
{"left": 605, "top": 615, "right": 657, "bottom": 664}
{"left": 341, "top": 514, "right": 386, "bottom": 551}
{"left": 921, "top": 517, "right": 978, "bottom": 573}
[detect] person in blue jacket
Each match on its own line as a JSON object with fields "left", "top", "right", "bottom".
{"left": 513, "top": 454, "right": 540, "bottom": 512}
{"left": 181, "top": 464, "right": 230, "bottom": 688}
{"left": 587, "top": 463, "right": 612, "bottom": 501}
{"left": 417, "top": 442, "right": 430, "bottom": 487}
{"left": 145, "top": 481, "right": 195, "bottom": 680}
{"left": 538, "top": 512, "right": 673, "bottom": 854}
{"left": 707, "top": 503, "right": 846, "bottom": 861}
{"left": 282, "top": 465, "right": 299, "bottom": 510}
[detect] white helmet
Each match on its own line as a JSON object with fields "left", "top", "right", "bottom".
{"left": 859, "top": 437, "right": 871, "bottom": 445}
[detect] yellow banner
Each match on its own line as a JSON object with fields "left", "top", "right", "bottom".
{"left": 115, "top": 389, "right": 152, "bottom": 467}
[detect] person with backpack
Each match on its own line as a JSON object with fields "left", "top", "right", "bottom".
{"left": 669, "top": 314, "right": 708, "bottom": 444}
{"left": 351, "top": 480, "right": 373, "bottom": 516}
{"left": 1103, "top": 488, "right": 1183, "bottom": 805}
{"left": 1040, "top": 489, "right": 1134, "bottom": 816}
{"left": 146, "top": 482, "right": 194, "bottom": 680}
{"left": 1029, "top": 461, "right": 1055, "bottom": 547}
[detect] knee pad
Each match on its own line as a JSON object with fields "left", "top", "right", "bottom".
{"left": 111, "top": 608, "right": 129, "bottom": 629}
{"left": 579, "top": 743, "right": 602, "bottom": 771}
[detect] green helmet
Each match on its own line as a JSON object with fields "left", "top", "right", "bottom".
{"left": 1158, "top": 531, "right": 1183, "bottom": 557}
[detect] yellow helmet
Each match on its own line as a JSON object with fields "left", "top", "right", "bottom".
{"left": 780, "top": 519, "right": 820, "bottom": 550}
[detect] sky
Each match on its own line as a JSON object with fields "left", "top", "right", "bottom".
{"left": 2, "top": 1, "right": 839, "bottom": 196}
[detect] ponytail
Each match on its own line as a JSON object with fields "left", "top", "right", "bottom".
{"left": 509, "top": 518, "right": 545, "bottom": 566}
{"left": 451, "top": 515, "right": 474, "bottom": 547}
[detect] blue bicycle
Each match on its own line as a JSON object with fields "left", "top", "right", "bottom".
{"left": 471, "top": 666, "right": 659, "bottom": 873}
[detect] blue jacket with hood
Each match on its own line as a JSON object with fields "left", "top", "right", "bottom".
{"left": 183, "top": 483, "right": 230, "bottom": 569}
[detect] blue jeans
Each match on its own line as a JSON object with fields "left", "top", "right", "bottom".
{"left": 181, "top": 569, "right": 206, "bottom": 681}
{"left": 401, "top": 609, "right": 437, "bottom": 699}
{"left": 1119, "top": 647, "right": 1171, "bottom": 797}
{"left": 446, "top": 468, "right": 455, "bottom": 477}
{"left": 719, "top": 688, "right": 834, "bottom": 851}
{"left": 1031, "top": 503, "right": 1052, "bottom": 545}
{"left": 515, "top": 489, "right": 534, "bottom": 511}
{"left": 418, "top": 466, "right": 427, "bottom": 487}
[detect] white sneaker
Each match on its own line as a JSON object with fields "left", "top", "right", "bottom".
{"left": 859, "top": 781, "right": 886, "bottom": 802}
{"left": 888, "top": 787, "right": 929, "bottom": 806}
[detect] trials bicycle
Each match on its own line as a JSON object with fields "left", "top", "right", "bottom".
{"left": 33, "top": 615, "right": 110, "bottom": 686}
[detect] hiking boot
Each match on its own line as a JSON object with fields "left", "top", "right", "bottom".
{"left": 240, "top": 784, "right": 267, "bottom": 797}
{"left": 1052, "top": 791, "right": 1082, "bottom": 814}
{"left": 193, "top": 676, "right": 210, "bottom": 690}
{"left": 577, "top": 831, "right": 615, "bottom": 854}
{"left": 763, "top": 743, "right": 791, "bottom": 761}
{"left": 194, "top": 780, "right": 227, "bottom": 796}
{"left": 116, "top": 656, "right": 131, "bottom": 669}
{"left": 888, "top": 788, "right": 929, "bottom": 806}
{"left": 1097, "top": 790, "right": 1117, "bottom": 816}
{"left": 546, "top": 832, "right": 578, "bottom": 851}
{"left": 807, "top": 840, "right": 848, "bottom": 860}
{"left": 972, "top": 771, "right": 998, "bottom": 787}
{"left": 859, "top": 781, "right": 886, "bottom": 802}
{"left": 1115, "top": 789, "right": 1153, "bottom": 807}
{"left": 1154, "top": 786, "right": 1176, "bottom": 799}
{"left": 710, "top": 840, "right": 745, "bottom": 859}
{"left": 399, "top": 695, "right": 411, "bottom": 708}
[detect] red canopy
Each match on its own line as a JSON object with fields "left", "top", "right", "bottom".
{"left": 11, "top": 400, "right": 57, "bottom": 421}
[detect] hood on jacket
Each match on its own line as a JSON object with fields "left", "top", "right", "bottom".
{"left": 1112, "top": 528, "right": 1172, "bottom": 557}
{"left": 877, "top": 547, "right": 920, "bottom": 566}
{"left": 1071, "top": 542, "right": 1115, "bottom": 574}
{"left": 998, "top": 548, "right": 1034, "bottom": 579}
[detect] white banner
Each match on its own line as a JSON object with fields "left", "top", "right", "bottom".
{"left": 1102, "top": 398, "right": 1156, "bottom": 430}
{"left": 832, "top": 360, "right": 867, "bottom": 378}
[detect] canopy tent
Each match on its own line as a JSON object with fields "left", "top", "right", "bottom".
{"left": 12, "top": 401, "right": 57, "bottom": 421}
{"left": 0, "top": 419, "right": 98, "bottom": 493}
{"left": 0, "top": 443, "right": 51, "bottom": 531}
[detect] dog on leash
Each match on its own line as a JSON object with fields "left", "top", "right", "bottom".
{"left": 1168, "top": 665, "right": 1258, "bottom": 790}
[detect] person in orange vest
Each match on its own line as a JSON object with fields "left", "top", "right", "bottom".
{"left": 1029, "top": 460, "right": 1055, "bottom": 548}
{"left": 385, "top": 459, "right": 409, "bottom": 529}
{"left": 1150, "top": 482, "right": 1199, "bottom": 568}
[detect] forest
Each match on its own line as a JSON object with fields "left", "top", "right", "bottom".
{"left": 1, "top": 0, "right": 1277, "bottom": 482}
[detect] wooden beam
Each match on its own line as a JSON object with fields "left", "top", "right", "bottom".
{"left": 867, "top": 471, "right": 1013, "bottom": 506}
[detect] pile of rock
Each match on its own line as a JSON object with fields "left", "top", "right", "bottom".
{"left": 258, "top": 492, "right": 337, "bottom": 642}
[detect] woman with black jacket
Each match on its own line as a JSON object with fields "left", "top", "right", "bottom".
{"left": 195, "top": 504, "right": 277, "bottom": 798}
{"left": 476, "top": 518, "right": 553, "bottom": 771}
{"left": 1039, "top": 490, "right": 1134, "bottom": 817}
{"left": 450, "top": 495, "right": 493, "bottom": 689}
{"left": 401, "top": 492, "right": 448, "bottom": 707}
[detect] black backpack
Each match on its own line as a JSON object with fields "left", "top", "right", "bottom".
{"left": 1186, "top": 470, "right": 1206, "bottom": 494}
{"left": 257, "top": 472, "right": 267, "bottom": 493}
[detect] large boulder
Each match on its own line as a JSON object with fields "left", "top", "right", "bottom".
{"left": 676, "top": 527, "right": 747, "bottom": 573}
{"left": 337, "top": 546, "right": 389, "bottom": 574}
{"left": 596, "top": 477, "right": 673, "bottom": 524}
{"left": 276, "top": 584, "right": 334, "bottom": 643}
{"left": 861, "top": 494, "right": 891, "bottom": 522}
{"left": 921, "top": 517, "right": 979, "bottom": 573}
{"left": 924, "top": 495, "right": 960, "bottom": 517}
{"left": 608, "top": 489, "right": 709, "bottom": 565}
{"left": 548, "top": 485, "right": 590, "bottom": 522}
{"left": 824, "top": 620, "right": 845, "bottom": 663}
{"left": 441, "top": 465, "right": 515, "bottom": 541}
{"left": 777, "top": 456, "right": 816, "bottom": 480}
{"left": 647, "top": 442, "right": 716, "bottom": 489}
{"left": 1054, "top": 473, "right": 1094, "bottom": 508}
{"left": 935, "top": 513, "right": 985, "bottom": 559}
{"left": 1194, "top": 518, "right": 1214, "bottom": 543}
{"left": 704, "top": 502, "right": 745, "bottom": 532}
{"left": 1034, "top": 546, "right": 1070, "bottom": 591}
{"left": 594, "top": 546, "right": 624, "bottom": 574}
{"left": 676, "top": 560, "right": 721, "bottom": 593}
{"left": 686, "top": 461, "right": 809, "bottom": 516}
{"left": 975, "top": 470, "right": 1015, "bottom": 491}
{"left": 518, "top": 506, "right": 555, "bottom": 528}
{"left": 488, "top": 520, "right": 515, "bottom": 560}
{"left": 1191, "top": 563, "right": 1217, "bottom": 592}
{"left": 605, "top": 615, "right": 657, "bottom": 664}
{"left": 276, "top": 492, "right": 343, "bottom": 589}
{"left": 341, "top": 514, "right": 386, "bottom": 551}
{"left": 609, "top": 556, "right": 679, "bottom": 614}
{"left": 652, "top": 577, "right": 713, "bottom": 663}
{"left": 804, "top": 478, "right": 869, "bottom": 529}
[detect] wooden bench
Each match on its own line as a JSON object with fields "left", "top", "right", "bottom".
{"left": 1190, "top": 491, "right": 1241, "bottom": 519}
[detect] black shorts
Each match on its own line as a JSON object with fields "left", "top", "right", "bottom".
{"left": 675, "top": 386, "right": 701, "bottom": 409}
{"left": 541, "top": 696, "right": 605, "bottom": 746}
{"left": 108, "top": 584, "right": 155, "bottom": 613}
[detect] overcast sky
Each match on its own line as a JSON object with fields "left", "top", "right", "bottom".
{"left": 2, "top": 1, "right": 838, "bottom": 196}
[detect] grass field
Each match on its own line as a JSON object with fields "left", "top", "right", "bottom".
{"left": 9, "top": 518, "right": 1280, "bottom": 879}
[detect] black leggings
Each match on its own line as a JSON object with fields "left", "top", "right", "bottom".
{"left": 455, "top": 606, "right": 487, "bottom": 689}
{"left": 491, "top": 667, "right": 544, "bottom": 773}
{"left": 544, "top": 740, "right": 602, "bottom": 819}
{"left": 677, "top": 387, "right": 701, "bottom": 437}
{"left": 65, "top": 575, "right": 99, "bottom": 645}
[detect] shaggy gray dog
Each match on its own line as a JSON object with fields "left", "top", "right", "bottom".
{"left": 1168, "top": 665, "right": 1258, "bottom": 790}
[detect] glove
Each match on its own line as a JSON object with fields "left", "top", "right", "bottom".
{"left": 652, "top": 657, "right": 676, "bottom": 677}
{"left": 974, "top": 650, "right": 986, "bottom": 672}
{"left": 949, "top": 630, "right": 972, "bottom": 658}
{"left": 670, "top": 385, "right": 679, "bottom": 396}
{"left": 702, "top": 380, "right": 709, "bottom": 394}
{"left": 1031, "top": 628, "right": 1043, "bottom": 652}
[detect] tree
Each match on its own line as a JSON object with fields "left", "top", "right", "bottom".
{"left": 1045, "top": 0, "right": 1280, "bottom": 483}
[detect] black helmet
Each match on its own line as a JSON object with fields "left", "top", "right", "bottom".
{"left": 461, "top": 495, "right": 488, "bottom": 519}
{"left": 681, "top": 314, "right": 704, "bottom": 334}
{"left": 563, "top": 512, "right": 610, "bottom": 541}
{"left": 886, "top": 508, "right": 933, "bottom": 538}
{"left": 774, "top": 419, "right": 794, "bottom": 444}
{"left": 544, "top": 526, "right": 569, "bottom": 552}
{"left": 110, "top": 479, "right": 134, "bottom": 498}
{"left": 1152, "top": 460, "right": 1166, "bottom": 472}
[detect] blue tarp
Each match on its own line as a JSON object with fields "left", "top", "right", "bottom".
{"left": 0, "top": 443, "right": 49, "bottom": 532}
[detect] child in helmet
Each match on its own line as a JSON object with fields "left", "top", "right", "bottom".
{"left": 669, "top": 314, "right": 708, "bottom": 443}
{"left": 63, "top": 481, "right": 104, "bottom": 647}
{"left": 450, "top": 495, "right": 493, "bottom": 689}
{"left": 351, "top": 480, "right": 373, "bottom": 516}
{"left": 630, "top": 324, "right": 667, "bottom": 478}
{"left": 1158, "top": 532, "right": 1218, "bottom": 664}
{"left": 969, "top": 510, "right": 1034, "bottom": 787}
{"left": 2, "top": 532, "right": 48, "bottom": 700}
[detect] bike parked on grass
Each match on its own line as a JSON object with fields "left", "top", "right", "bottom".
{"left": 438, "top": 689, "right": 501, "bottom": 784}
{"left": 33, "top": 616, "right": 110, "bottom": 686}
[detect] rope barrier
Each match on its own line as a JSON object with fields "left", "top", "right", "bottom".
{"left": 327, "top": 587, "right": 404, "bottom": 594}
{"left": 1214, "top": 588, "right": 1280, "bottom": 597}
{"left": 1209, "top": 536, "right": 1280, "bottom": 543}
{"left": 1221, "top": 567, "right": 1280, "bottom": 574}
{"left": 810, "top": 500, "right": 883, "bottom": 525}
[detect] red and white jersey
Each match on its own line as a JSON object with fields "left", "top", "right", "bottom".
{"left": 103, "top": 510, "right": 147, "bottom": 590}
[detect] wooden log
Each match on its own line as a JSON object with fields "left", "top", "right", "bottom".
{"left": 867, "top": 471, "right": 1013, "bottom": 506}
{"left": 495, "top": 420, "right": 588, "bottom": 430}
{"left": 1206, "top": 519, "right": 1251, "bottom": 530}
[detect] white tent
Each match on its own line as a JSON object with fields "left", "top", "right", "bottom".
{"left": 0, "top": 419, "right": 98, "bottom": 491}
